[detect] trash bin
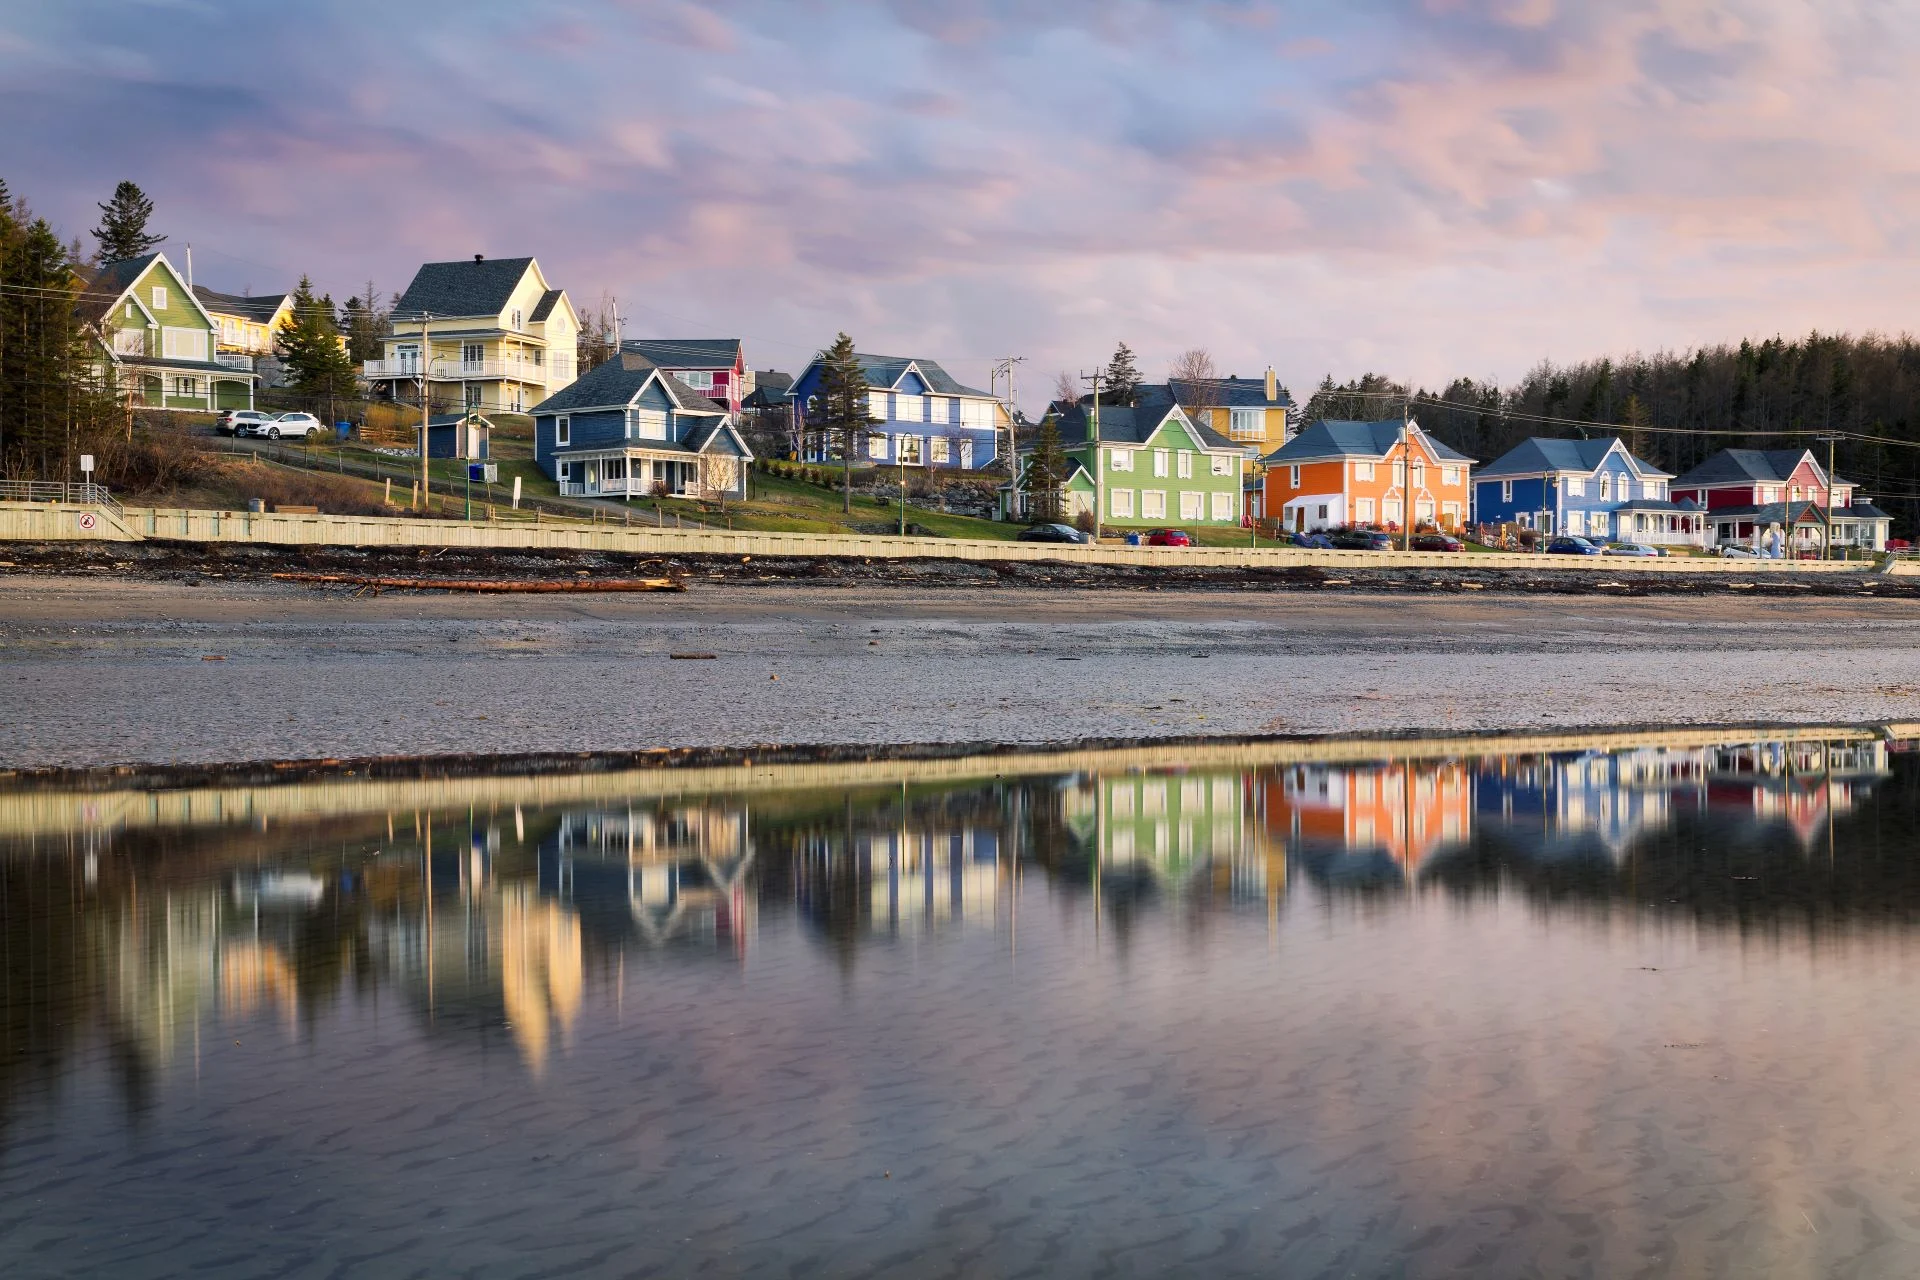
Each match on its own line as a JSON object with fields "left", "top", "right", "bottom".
{"left": 246, "top": 498, "right": 265, "bottom": 513}
{"left": 335, "top": 422, "right": 353, "bottom": 442}
{"left": 1125, "top": 532, "right": 1142, "bottom": 546}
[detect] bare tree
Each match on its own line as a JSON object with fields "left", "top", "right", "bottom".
{"left": 1052, "top": 369, "right": 1078, "bottom": 410}
{"left": 1170, "top": 348, "right": 1222, "bottom": 430}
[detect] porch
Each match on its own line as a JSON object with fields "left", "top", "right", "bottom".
{"left": 556, "top": 450, "right": 739, "bottom": 500}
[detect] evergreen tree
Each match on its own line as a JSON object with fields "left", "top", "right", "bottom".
{"left": 0, "top": 218, "right": 116, "bottom": 478}
{"left": 92, "top": 181, "right": 164, "bottom": 262}
{"left": 1102, "top": 341, "right": 1141, "bottom": 406}
{"left": 1021, "top": 412, "right": 1069, "bottom": 522}
{"left": 276, "top": 275, "right": 356, "bottom": 399}
{"left": 809, "top": 333, "right": 882, "bottom": 512}
{"left": 338, "top": 280, "right": 388, "bottom": 365}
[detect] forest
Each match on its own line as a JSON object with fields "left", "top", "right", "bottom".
{"left": 1304, "top": 333, "right": 1920, "bottom": 531}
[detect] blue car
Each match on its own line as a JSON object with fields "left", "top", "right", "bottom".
{"left": 1290, "top": 531, "right": 1334, "bottom": 549}
{"left": 1545, "top": 536, "right": 1603, "bottom": 556}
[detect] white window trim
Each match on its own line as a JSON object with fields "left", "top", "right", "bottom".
{"left": 152, "top": 285, "right": 168, "bottom": 311}
{"left": 1111, "top": 488, "right": 1134, "bottom": 518}
{"left": 556, "top": 415, "right": 571, "bottom": 446}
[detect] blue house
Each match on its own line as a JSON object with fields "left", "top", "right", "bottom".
{"left": 529, "top": 353, "right": 753, "bottom": 500}
{"left": 1472, "top": 437, "right": 1705, "bottom": 547}
{"left": 791, "top": 352, "right": 1007, "bottom": 471}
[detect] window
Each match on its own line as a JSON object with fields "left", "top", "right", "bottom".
{"left": 1111, "top": 488, "right": 1134, "bottom": 518}
{"left": 603, "top": 457, "right": 628, "bottom": 482}
{"left": 1383, "top": 499, "right": 1402, "bottom": 525}
{"left": 1567, "top": 511, "right": 1586, "bottom": 535}
{"left": 1210, "top": 454, "right": 1232, "bottom": 476}
{"left": 1600, "top": 476, "right": 1613, "bottom": 501}
{"left": 125, "top": 302, "right": 136, "bottom": 320}
{"left": 1442, "top": 466, "right": 1460, "bottom": 486}
{"left": 1567, "top": 476, "right": 1585, "bottom": 497}
{"left": 1211, "top": 491, "right": 1234, "bottom": 521}
{"left": 556, "top": 415, "right": 570, "bottom": 445}
{"left": 627, "top": 409, "right": 667, "bottom": 440}
{"left": 868, "top": 391, "right": 890, "bottom": 420}
{"left": 1355, "top": 462, "right": 1375, "bottom": 481}
{"left": 1108, "top": 448, "right": 1132, "bottom": 473}
{"left": 1180, "top": 491, "right": 1202, "bottom": 520}
{"left": 960, "top": 399, "right": 995, "bottom": 428}
{"left": 557, "top": 461, "right": 571, "bottom": 481}
{"left": 894, "top": 393, "right": 924, "bottom": 423}
{"left": 960, "top": 440, "right": 973, "bottom": 468}
{"left": 112, "top": 329, "right": 146, "bottom": 356}
{"left": 1141, "top": 490, "right": 1166, "bottom": 518}
{"left": 461, "top": 342, "right": 485, "bottom": 368}
{"left": 1392, "top": 461, "right": 1406, "bottom": 485}
{"left": 511, "top": 308, "right": 523, "bottom": 330}
{"left": 675, "top": 370, "right": 715, "bottom": 391}
{"left": 465, "top": 385, "right": 483, "bottom": 408}
{"left": 930, "top": 436, "right": 951, "bottom": 463}
{"left": 926, "top": 396, "right": 950, "bottom": 424}
{"left": 868, "top": 434, "right": 888, "bottom": 460}
{"left": 1501, "top": 480, "right": 1513, "bottom": 502}
{"left": 897, "top": 434, "right": 923, "bottom": 465}
{"left": 161, "top": 327, "right": 208, "bottom": 360}
{"left": 173, "top": 376, "right": 198, "bottom": 397}
{"left": 1289, "top": 465, "right": 1300, "bottom": 489}
{"left": 531, "top": 348, "right": 544, "bottom": 367}
{"left": 1153, "top": 449, "right": 1169, "bottom": 478}
{"left": 1411, "top": 465, "right": 1425, "bottom": 488}
{"left": 1316, "top": 504, "right": 1330, "bottom": 520}
{"left": 1229, "top": 408, "right": 1262, "bottom": 440}
{"left": 1356, "top": 498, "right": 1374, "bottom": 522}
{"left": 1177, "top": 452, "right": 1193, "bottom": 479}
{"left": 1789, "top": 485, "right": 1802, "bottom": 501}
{"left": 152, "top": 285, "right": 167, "bottom": 311}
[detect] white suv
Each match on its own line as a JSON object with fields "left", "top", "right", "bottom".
{"left": 217, "top": 410, "right": 274, "bottom": 436}
{"left": 255, "top": 412, "right": 322, "bottom": 440}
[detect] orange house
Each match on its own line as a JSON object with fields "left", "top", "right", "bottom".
{"left": 1260, "top": 418, "right": 1474, "bottom": 533}
{"left": 1256, "top": 761, "right": 1472, "bottom": 872}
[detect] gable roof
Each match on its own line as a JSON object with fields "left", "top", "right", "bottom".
{"left": 1263, "top": 419, "right": 1474, "bottom": 465}
{"left": 1475, "top": 436, "right": 1671, "bottom": 481}
{"left": 390, "top": 256, "right": 537, "bottom": 319}
{"left": 620, "top": 338, "right": 742, "bottom": 369}
{"left": 528, "top": 288, "right": 566, "bottom": 323}
{"left": 812, "top": 352, "right": 992, "bottom": 399}
{"left": 1167, "top": 376, "right": 1293, "bottom": 409}
{"left": 1052, "top": 394, "right": 1238, "bottom": 450}
{"left": 192, "top": 285, "right": 290, "bottom": 325}
{"left": 742, "top": 369, "right": 793, "bottom": 408}
{"left": 1670, "top": 448, "right": 1833, "bottom": 489}
{"left": 529, "top": 352, "right": 730, "bottom": 416}
{"left": 78, "top": 252, "right": 217, "bottom": 331}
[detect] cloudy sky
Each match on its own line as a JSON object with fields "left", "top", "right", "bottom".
{"left": 3, "top": 0, "right": 1915, "bottom": 408}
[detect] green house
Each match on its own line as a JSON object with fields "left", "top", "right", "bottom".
{"left": 81, "top": 252, "right": 257, "bottom": 412}
{"left": 1002, "top": 384, "right": 1246, "bottom": 527}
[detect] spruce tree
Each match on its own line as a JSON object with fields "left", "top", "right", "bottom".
{"left": 0, "top": 219, "right": 114, "bottom": 479}
{"left": 276, "top": 275, "right": 357, "bottom": 399}
{"left": 92, "top": 181, "right": 164, "bottom": 262}
{"left": 811, "top": 332, "right": 880, "bottom": 513}
{"left": 339, "top": 280, "right": 388, "bottom": 364}
{"left": 1102, "top": 341, "right": 1141, "bottom": 406}
{"left": 1021, "top": 412, "right": 1069, "bottom": 523}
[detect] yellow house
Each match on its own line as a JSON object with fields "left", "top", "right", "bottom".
{"left": 362, "top": 255, "right": 579, "bottom": 415}
{"left": 1168, "top": 366, "right": 1294, "bottom": 472}
{"left": 192, "top": 285, "right": 294, "bottom": 357}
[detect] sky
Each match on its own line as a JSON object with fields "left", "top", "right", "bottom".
{"left": 3, "top": 0, "right": 1917, "bottom": 411}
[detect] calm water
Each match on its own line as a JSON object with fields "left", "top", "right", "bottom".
{"left": 5, "top": 735, "right": 1920, "bottom": 1277}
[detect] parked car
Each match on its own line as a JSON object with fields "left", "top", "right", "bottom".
{"left": 1603, "top": 542, "right": 1664, "bottom": 557}
{"left": 1331, "top": 529, "right": 1395, "bottom": 550}
{"left": 1718, "top": 543, "right": 1761, "bottom": 559}
{"left": 1289, "top": 531, "right": 1334, "bottom": 549}
{"left": 1545, "top": 536, "right": 1603, "bottom": 556}
{"left": 1145, "top": 528, "right": 1192, "bottom": 547}
{"left": 216, "top": 409, "right": 274, "bottom": 436}
{"left": 1017, "top": 522, "right": 1090, "bottom": 545}
{"left": 243, "top": 411, "right": 322, "bottom": 440}
{"left": 1411, "top": 533, "right": 1464, "bottom": 552}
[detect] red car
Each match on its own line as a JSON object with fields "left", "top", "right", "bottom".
{"left": 1411, "top": 533, "right": 1464, "bottom": 552}
{"left": 1145, "top": 528, "right": 1192, "bottom": 547}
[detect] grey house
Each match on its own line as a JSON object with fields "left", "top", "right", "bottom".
{"left": 530, "top": 353, "right": 753, "bottom": 500}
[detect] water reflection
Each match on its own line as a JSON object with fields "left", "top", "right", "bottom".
{"left": 5, "top": 729, "right": 1920, "bottom": 1274}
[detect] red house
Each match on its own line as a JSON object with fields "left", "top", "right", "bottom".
{"left": 1669, "top": 448, "right": 1891, "bottom": 553}
{"left": 618, "top": 339, "right": 749, "bottom": 413}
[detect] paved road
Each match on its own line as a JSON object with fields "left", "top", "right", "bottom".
{"left": 4, "top": 579, "right": 1918, "bottom": 768}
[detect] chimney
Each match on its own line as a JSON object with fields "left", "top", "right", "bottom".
{"left": 1264, "top": 366, "right": 1277, "bottom": 403}
{"left": 474, "top": 254, "right": 484, "bottom": 263}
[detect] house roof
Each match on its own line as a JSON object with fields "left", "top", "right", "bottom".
{"left": 529, "top": 352, "right": 728, "bottom": 416}
{"left": 1166, "top": 375, "right": 1293, "bottom": 409}
{"left": 426, "top": 413, "right": 493, "bottom": 429}
{"left": 77, "top": 254, "right": 163, "bottom": 325}
{"left": 1614, "top": 497, "right": 1702, "bottom": 513}
{"left": 1263, "top": 419, "right": 1474, "bottom": 465}
{"left": 192, "top": 285, "right": 289, "bottom": 324}
{"left": 620, "top": 338, "right": 742, "bottom": 369}
{"left": 1051, "top": 395, "right": 1238, "bottom": 450}
{"left": 742, "top": 370, "right": 793, "bottom": 408}
{"left": 1669, "top": 448, "right": 1841, "bottom": 489}
{"left": 1475, "top": 436, "right": 1671, "bottom": 480}
{"left": 1706, "top": 500, "right": 1890, "bottom": 524}
{"left": 826, "top": 352, "right": 992, "bottom": 399}
{"left": 528, "top": 289, "right": 565, "bottom": 323}
{"left": 390, "top": 256, "right": 536, "bottom": 319}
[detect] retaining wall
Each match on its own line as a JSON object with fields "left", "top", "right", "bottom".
{"left": 0, "top": 500, "right": 1903, "bottom": 576}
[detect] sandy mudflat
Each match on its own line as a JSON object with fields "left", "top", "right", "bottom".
{"left": 2, "top": 576, "right": 1917, "bottom": 768}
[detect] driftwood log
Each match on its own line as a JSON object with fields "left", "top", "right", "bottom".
{"left": 270, "top": 572, "right": 685, "bottom": 593}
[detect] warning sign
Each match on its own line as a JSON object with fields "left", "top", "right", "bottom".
{"left": 77, "top": 513, "right": 97, "bottom": 531}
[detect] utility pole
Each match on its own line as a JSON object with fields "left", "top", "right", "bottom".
{"left": 1080, "top": 368, "right": 1104, "bottom": 539}
{"left": 991, "top": 356, "right": 1026, "bottom": 477}
{"left": 418, "top": 312, "right": 432, "bottom": 511}
{"left": 1817, "top": 433, "right": 1842, "bottom": 561}
{"left": 1400, "top": 393, "right": 1412, "bottom": 551}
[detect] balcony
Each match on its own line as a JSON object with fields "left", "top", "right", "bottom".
{"left": 362, "top": 356, "right": 572, "bottom": 384}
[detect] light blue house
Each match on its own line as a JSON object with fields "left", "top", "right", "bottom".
{"left": 791, "top": 352, "right": 1008, "bottom": 471}
{"left": 529, "top": 353, "right": 753, "bottom": 500}
{"left": 1471, "top": 437, "right": 1704, "bottom": 546}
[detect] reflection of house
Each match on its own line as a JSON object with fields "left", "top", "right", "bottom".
{"left": 1474, "top": 750, "right": 1688, "bottom": 861}
{"left": 1064, "top": 771, "right": 1247, "bottom": 884}
{"left": 1697, "top": 740, "right": 1889, "bottom": 846}
{"left": 857, "top": 826, "right": 1002, "bottom": 935}
{"left": 1259, "top": 762, "right": 1471, "bottom": 873}
{"left": 545, "top": 804, "right": 755, "bottom": 955}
